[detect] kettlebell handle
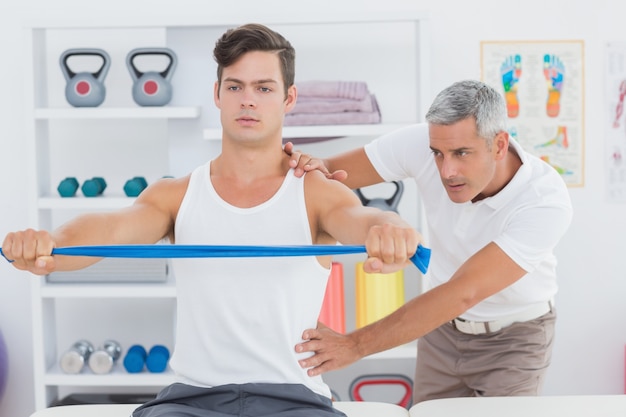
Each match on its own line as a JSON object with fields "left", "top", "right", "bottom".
{"left": 354, "top": 188, "right": 370, "bottom": 206}
{"left": 387, "top": 180, "right": 404, "bottom": 209}
{"left": 354, "top": 180, "right": 404, "bottom": 211}
{"left": 126, "top": 47, "right": 178, "bottom": 82}
{"left": 59, "top": 48, "right": 111, "bottom": 82}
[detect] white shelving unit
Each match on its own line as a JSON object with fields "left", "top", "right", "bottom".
{"left": 203, "top": 123, "right": 411, "bottom": 141}
{"left": 34, "top": 106, "right": 201, "bottom": 120}
{"left": 24, "top": 12, "right": 430, "bottom": 410}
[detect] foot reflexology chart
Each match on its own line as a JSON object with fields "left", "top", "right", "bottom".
{"left": 605, "top": 43, "right": 626, "bottom": 202}
{"left": 481, "top": 40, "right": 585, "bottom": 187}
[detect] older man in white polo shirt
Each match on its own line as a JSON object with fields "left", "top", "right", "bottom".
{"left": 290, "top": 80, "right": 573, "bottom": 404}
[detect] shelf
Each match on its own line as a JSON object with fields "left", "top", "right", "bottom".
{"left": 363, "top": 342, "right": 416, "bottom": 361}
{"left": 203, "top": 123, "right": 411, "bottom": 141}
{"left": 42, "top": 346, "right": 415, "bottom": 390}
{"left": 38, "top": 196, "right": 136, "bottom": 210}
{"left": 44, "top": 363, "right": 175, "bottom": 387}
{"left": 40, "top": 281, "right": 176, "bottom": 299}
{"left": 34, "top": 106, "right": 201, "bottom": 120}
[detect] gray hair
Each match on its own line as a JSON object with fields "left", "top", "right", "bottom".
{"left": 425, "top": 80, "right": 508, "bottom": 145}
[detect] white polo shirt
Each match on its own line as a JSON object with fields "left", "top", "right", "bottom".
{"left": 365, "top": 123, "right": 573, "bottom": 321}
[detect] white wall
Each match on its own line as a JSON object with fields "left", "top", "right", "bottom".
{"left": 421, "top": 0, "right": 626, "bottom": 398}
{"left": 0, "top": 0, "right": 625, "bottom": 416}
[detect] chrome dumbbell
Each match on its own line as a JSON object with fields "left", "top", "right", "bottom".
{"left": 88, "top": 340, "right": 122, "bottom": 374}
{"left": 60, "top": 340, "right": 94, "bottom": 374}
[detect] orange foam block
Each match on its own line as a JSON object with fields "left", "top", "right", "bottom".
{"left": 318, "top": 262, "right": 346, "bottom": 333}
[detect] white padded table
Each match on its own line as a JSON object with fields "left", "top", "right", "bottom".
{"left": 28, "top": 401, "right": 409, "bottom": 417}
{"left": 409, "top": 395, "right": 626, "bottom": 417}
{"left": 29, "top": 396, "right": 626, "bottom": 417}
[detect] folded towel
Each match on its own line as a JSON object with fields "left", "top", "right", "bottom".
{"left": 297, "top": 80, "right": 370, "bottom": 100}
{"left": 284, "top": 111, "right": 381, "bottom": 127}
{"left": 291, "top": 95, "right": 375, "bottom": 114}
{"left": 284, "top": 95, "right": 381, "bottom": 127}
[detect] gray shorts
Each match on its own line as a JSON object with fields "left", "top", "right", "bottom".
{"left": 414, "top": 309, "right": 556, "bottom": 404}
{"left": 131, "top": 382, "right": 347, "bottom": 417}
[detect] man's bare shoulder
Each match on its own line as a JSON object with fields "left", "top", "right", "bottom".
{"left": 143, "top": 174, "right": 190, "bottom": 193}
{"left": 303, "top": 169, "right": 349, "bottom": 189}
{"left": 135, "top": 175, "right": 191, "bottom": 210}
{"left": 303, "top": 169, "right": 358, "bottom": 205}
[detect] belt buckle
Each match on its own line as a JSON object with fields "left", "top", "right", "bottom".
{"left": 470, "top": 320, "right": 488, "bottom": 334}
{"left": 453, "top": 318, "right": 489, "bottom": 335}
{"left": 452, "top": 301, "right": 553, "bottom": 336}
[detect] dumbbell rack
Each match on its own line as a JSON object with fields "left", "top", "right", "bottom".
{"left": 23, "top": 12, "right": 430, "bottom": 410}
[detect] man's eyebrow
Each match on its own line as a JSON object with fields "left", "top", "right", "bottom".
{"left": 222, "top": 77, "right": 278, "bottom": 85}
{"left": 429, "top": 146, "right": 473, "bottom": 152}
{"left": 253, "top": 79, "right": 279, "bottom": 85}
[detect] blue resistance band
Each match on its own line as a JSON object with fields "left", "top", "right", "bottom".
{"left": 0, "top": 244, "right": 431, "bottom": 274}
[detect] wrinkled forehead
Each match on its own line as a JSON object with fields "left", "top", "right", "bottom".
{"left": 428, "top": 118, "right": 483, "bottom": 147}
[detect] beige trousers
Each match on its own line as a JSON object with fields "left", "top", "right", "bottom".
{"left": 413, "top": 309, "right": 556, "bottom": 404}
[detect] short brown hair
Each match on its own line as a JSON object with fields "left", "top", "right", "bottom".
{"left": 213, "top": 23, "right": 296, "bottom": 99}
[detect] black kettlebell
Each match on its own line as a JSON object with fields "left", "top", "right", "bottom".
{"left": 354, "top": 181, "right": 404, "bottom": 212}
{"left": 60, "top": 48, "right": 110, "bottom": 107}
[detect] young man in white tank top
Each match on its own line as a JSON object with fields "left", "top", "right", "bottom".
{"left": 2, "top": 24, "right": 421, "bottom": 416}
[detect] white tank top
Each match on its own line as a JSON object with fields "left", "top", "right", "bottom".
{"left": 170, "top": 161, "right": 332, "bottom": 398}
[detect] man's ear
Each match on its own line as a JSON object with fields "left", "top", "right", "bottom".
{"left": 213, "top": 81, "right": 221, "bottom": 109}
{"left": 494, "top": 131, "right": 509, "bottom": 160}
{"left": 284, "top": 84, "right": 297, "bottom": 114}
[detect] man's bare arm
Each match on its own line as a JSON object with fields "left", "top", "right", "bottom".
{"left": 296, "top": 242, "right": 526, "bottom": 375}
{"left": 2, "top": 177, "right": 185, "bottom": 274}
{"left": 305, "top": 170, "right": 421, "bottom": 274}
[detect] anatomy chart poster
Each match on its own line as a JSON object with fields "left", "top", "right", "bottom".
{"left": 605, "top": 43, "right": 626, "bottom": 202}
{"left": 481, "top": 40, "right": 585, "bottom": 187}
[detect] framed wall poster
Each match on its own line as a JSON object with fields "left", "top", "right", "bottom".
{"left": 605, "top": 42, "right": 626, "bottom": 202}
{"left": 480, "top": 40, "right": 585, "bottom": 187}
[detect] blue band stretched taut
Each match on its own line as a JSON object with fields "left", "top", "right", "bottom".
{"left": 0, "top": 244, "right": 431, "bottom": 273}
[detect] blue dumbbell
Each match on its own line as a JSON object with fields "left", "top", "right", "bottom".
{"left": 81, "top": 177, "right": 107, "bottom": 197}
{"left": 123, "top": 176, "right": 148, "bottom": 197}
{"left": 146, "top": 345, "right": 170, "bottom": 373}
{"left": 57, "top": 177, "right": 79, "bottom": 197}
{"left": 123, "top": 344, "right": 147, "bottom": 373}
